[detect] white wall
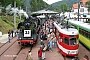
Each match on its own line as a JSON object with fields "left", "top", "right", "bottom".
{"left": 73, "top": 6, "right": 88, "bottom": 15}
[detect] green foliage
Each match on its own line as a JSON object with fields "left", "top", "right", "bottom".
{"left": 31, "top": 0, "right": 48, "bottom": 12}
{"left": 0, "top": 16, "right": 13, "bottom": 34}
{"left": 0, "top": 0, "right": 22, "bottom": 7}
{"left": 15, "top": 0, "right": 23, "bottom": 7}
{"left": 60, "top": 3, "right": 69, "bottom": 12}
{"left": 20, "top": 26, "right": 25, "bottom": 32}
{"left": 51, "top": 0, "right": 80, "bottom": 12}
{"left": 0, "top": 0, "right": 49, "bottom": 12}
{"left": 86, "top": 0, "right": 90, "bottom": 12}
{"left": 0, "top": 0, "right": 13, "bottom": 7}
{"left": 1, "top": 8, "right": 6, "bottom": 15}
{"left": 29, "top": 24, "right": 36, "bottom": 31}
{"left": 0, "top": 16, "right": 21, "bottom": 34}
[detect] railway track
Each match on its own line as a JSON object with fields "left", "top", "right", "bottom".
{"left": 14, "top": 47, "right": 31, "bottom": 60}
{"left": 13, "top": 47, "right": 22, "bottom": 60}
{"left": 0, "top": 40, "right": 16, "bottom": 56}
{"left": 0, "top": 38, "right": 33, "bottom": 60}
{"left": 0, "top": 40, "right": 21, "bottom": 60}
{"left": 0, "top": 37, "right": 17, "bottom": 57}
{"left": 0, "top": 42, "right": 7, "bottom": 48}
{"left": 0, "top": 36, "right": 17, "bottom": 48}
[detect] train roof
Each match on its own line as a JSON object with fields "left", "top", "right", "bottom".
{"left": 54, "top": 22, "right": 79, "bottom": 35}
{"left": 68, "top": 19, "right": 90, "bottom": 30}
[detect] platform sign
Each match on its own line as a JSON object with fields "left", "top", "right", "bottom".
{"left": 24, "top": 30, "right": 31, "bottom": 37}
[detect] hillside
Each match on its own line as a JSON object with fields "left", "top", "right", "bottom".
{"left": 0, "top": 16, "right": 21, "bottom": 34}
{"left": 51, "top": 0, "right": 81, "bottom": 9}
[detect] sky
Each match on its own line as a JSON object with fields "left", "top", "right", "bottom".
{"left": 43, "top": 0, "right": 62, "bottom": 5}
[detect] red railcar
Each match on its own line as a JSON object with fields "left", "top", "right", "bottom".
{"left": 54, "top": 21, "right": 79, "bottom": 57}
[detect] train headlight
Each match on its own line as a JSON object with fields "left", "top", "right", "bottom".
{"left": 19, "top": 38, "right": 21, "bottom": 39}
{"left": 31, "top": 37, "right": 33, "bottom": 39}
{"left": 30, "top": 42, "right": 33, "bottom": 44}
{"left": 68, "top": 51, "right": 70, "bottom": 54}
{"left": 76, "top": 51, "right": 78, "bottom": 54}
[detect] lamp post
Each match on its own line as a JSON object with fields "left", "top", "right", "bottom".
{"left": 78, "top": 2, "right": 80, "bottom": 21}
{"left": 20, "top": 6, "right": 21, "bottom": 20}
{"left": 14, "top": 1, "right": 16, "bottom": 30}
{"left": 62, "top": 5, "right": 64, "bottom": 24}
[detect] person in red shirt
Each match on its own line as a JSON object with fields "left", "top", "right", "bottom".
{"left": 38, "top": 47, "right": 42, "bottom": 60}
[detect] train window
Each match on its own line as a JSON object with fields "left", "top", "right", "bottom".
{"left": 85, "top": 31, "right": 88, "bottom": 37}
{"left": 88, "top": 32, "right": 90, "bottom": 39}
{"left": 79, "top": 28, "right": 80, "bottom": 33}
{"left": 80, "top": 28, "right": 90, "bottom": 39}
{"left": 79, "top": 28, "right": 82, "bottom": 34}
{"left": 70, "top": 38, "right": 76, "bottom": 45}
{"left": 64, "top": 38, "right": 69, "bottom": 45}
{"left": 81, "top": 29, "right": 83, "bottom": 34}
{"left": 82, "top": 29, "right": 85, "bottom": 36}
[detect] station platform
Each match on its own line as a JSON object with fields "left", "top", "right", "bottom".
{"left": 0, "top": 34, "right": 8, "bottom": 43}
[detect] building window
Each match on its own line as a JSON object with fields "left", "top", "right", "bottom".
{"left": 80, "top": 8, "right": 84, "bottom": 12}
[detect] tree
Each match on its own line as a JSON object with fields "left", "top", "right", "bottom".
{"left": 31, "top": 0, "right": 48, "bottom": 12}
{"left": 0, "top": 0, "right": 13, "bottom": 7}
{"left": 59, "top": 3, "right": 69, "bottom": 12}
{"left": 15, "top": 0, "right": 23, "bottom": 7}
{"left": 0, "top": 0, "right": 23, "bottom": 8}
{"left": 86, "top": 0, "right": 90, "bottom": 12}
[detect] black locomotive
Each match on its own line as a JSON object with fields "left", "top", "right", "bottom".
{"left": 17, "top": 16, "right": 41, "bottom": 47}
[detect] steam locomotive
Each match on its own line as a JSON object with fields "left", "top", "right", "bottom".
{"left": 17, "top": 16, "right": 41, "bottom": 47}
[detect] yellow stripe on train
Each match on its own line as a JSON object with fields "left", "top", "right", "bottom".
{"left": 79, "top": 34, "right": 90, "bottom": 49}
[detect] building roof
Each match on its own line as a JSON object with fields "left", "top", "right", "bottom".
{"left": 73, "top": 3, "right": 78, "bottom": 9}
{"left": 31, "top": 9, "right": 58, "bottom": 14}
{"left": 73, "top": 0, "right": 89, "bottom": 9}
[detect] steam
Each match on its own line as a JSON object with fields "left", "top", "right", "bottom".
{"left": 18, "top": 9, "right": 29, "bottom": 18}
{"left": 6, "top": 4, "right": 12, "bottom": 11}
{"left": 10, "top": 7, "right": 29, "bottom": 19}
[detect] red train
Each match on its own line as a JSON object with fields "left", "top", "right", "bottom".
{"left": 17, "top": 17, "right": 41, "bottom": 47}
{"left": 53, "top": 21, "right": 79, "bottom": 57}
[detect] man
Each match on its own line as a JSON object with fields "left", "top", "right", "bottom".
{"left": 38, "top": 47, "right": 42, "bottom": 60}
{"left": 40, "top": 40, "right": 44, "bottom": 47}
{"left": 42, "top": 43, "right": 46, "bottom": 60}
{"left": 40, "top": 30, "right": 44, "bottom": 40}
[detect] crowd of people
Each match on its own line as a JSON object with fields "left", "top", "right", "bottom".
{"left": 38, "top": 18, "right": 57, "bottom": 60}
{"left": 26, "top": 17, "right": 89, "bottom": 60}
